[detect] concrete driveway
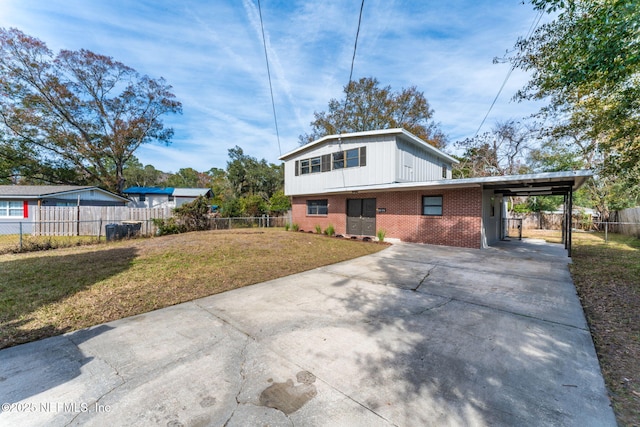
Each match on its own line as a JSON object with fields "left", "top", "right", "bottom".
{"left": 0, "top": 240, "right": 616, "bottom": 426}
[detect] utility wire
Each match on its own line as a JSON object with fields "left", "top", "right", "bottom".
{"left": 473, "top": 9, "right": 544, "bottom": 137}
{"left": 340, "top": 0, "right": 365, "bottom": 135}
{"left": 257, "top": 0, "right": 282, "bottom": 156}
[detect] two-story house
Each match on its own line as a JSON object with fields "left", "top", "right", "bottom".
{"left": 279, "top": 128, "right": 591, "bottom": 250}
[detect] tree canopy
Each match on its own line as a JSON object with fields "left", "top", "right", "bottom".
{"left": 454, "top": 120, "right": 533, "bottom": 178}
{"left": 299, "top": 77, "right": 446, "bottom": 148}
{"left": 510, "top": 0, "right": 640, "bottom": 182}
{"left": 0, "top": 28, "right": 182, "bottom": 193}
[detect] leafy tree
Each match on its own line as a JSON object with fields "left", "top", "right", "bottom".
{"left": 226, "top": 146, "right": 283, "bottom": 200}
{"left": 240, "top": 194, "right": 268, "bottom": 217}
{"left": 528, "top": 130, "right": 639, "bottom": 219}
{"left": 454, "top": 120, "right": 534, "bottom": 177}
{"left": 122, "top": 156, "right": 166, "bottom": 188}
{"left": 510, "top": 0, "right": 640, "bottom": 183}
{"left": 0, "top": 28, "right": 182, "bottom": 194}
{"left": 165, "top": 167, "right": 211, "bottom": 188}
{"left": 269, "top": 190, "right": 291, "bottom": 214}
{"left": 299, "top": 77, "right": 446, "bottom": 148}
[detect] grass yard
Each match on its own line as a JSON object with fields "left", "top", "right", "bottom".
{"left": 0, "top": 234, "right": 102, "bottom": 254}
{"left": 0, "top": 229, "right": 386, "bottom": 350}
{"left": 524, "top": 229, "right": 640, "bottom": 426}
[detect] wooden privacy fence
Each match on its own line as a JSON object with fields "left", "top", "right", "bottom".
{"left": 32, "top": 206, "right": 172, "bottom": 236}
{"left": 613, "top": 207, "right": 640, "bottom": 238}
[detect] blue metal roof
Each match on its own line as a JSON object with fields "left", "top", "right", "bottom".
{"left": 123, "top": 187, "right": 174, "bottom": 195}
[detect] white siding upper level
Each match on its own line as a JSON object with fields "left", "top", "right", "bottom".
{"left": 279, "top": 129, "right": 458, "bottom": 196}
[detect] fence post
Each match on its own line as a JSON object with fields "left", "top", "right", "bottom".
{"left": 19, "top": 222, "right": 23, "bottom": 251}
{"left": 605, "top": 222, "right": 608, "bottom": 243}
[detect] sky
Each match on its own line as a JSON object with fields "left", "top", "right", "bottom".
{"left": 2, "top": 0, "right": 550, "bottom": 174}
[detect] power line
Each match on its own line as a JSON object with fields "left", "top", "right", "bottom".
{"left": 473, "top": 9, "right": 544, "bottom": 137}
{"left": 257, "top": 0, "right": 282, "bottom": 156}
{"left": 341, "top": 0, "right": 365, "bottom": 135}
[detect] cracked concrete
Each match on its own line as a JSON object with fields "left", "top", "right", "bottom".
{"left": 0, "top": 239, "right": 616, "bottom": 426}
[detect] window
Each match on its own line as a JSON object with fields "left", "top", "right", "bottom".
{"left": 168, "top": 195, "right": 174, "bottom": 202}
{"left": 139, "top": 194, "right": 146, "bottom": 202}
{"left": 296, "top": 146, "right": 366, "bottom": 175}
{"left": 333, "top": 151, "right": 344, "bottom": 169}
{"left": 300, "top": 159, "right": 310, "bottom": 175}
{"left": 442, "top": 164, "right": 447, "bottom": 179}
{"left": 0, "top": 201, "right": 24, "bottom": 217}
{"left": 333, "top": 146, "right": 366, "bottom": 169}
{"left": 307, "top": 199, "right": 328, "bottom": 215}
{"left": 311, "top": 157, "right": 321, "bottom": 173}
{"left": 346, "top": 148, "right": 360, "bottom": 168}
{"left": 422, "top": 196, "right": 443, "bottom": 216}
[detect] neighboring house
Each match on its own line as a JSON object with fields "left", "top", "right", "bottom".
{"left": 123, "top": 187, "right": 213, "bottom": 209}
{"left": 0, "top": 185, "right": 128, "bottom": 222}
{"left": 279, "top": 128, "right": 591, "bottom": 251}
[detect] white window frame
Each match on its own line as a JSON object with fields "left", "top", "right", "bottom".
{"left": 0, "top": 201, "right": 24, "bottom": 218}
{"left": 307, "top": 199, "right": 328, "bottom": 215}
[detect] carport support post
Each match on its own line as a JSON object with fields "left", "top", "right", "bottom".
{"left": 562, "top": 194, "right": 567, "bottom": 248}
{"left": 568, "top": 187, "right": 573, "bottom": 257}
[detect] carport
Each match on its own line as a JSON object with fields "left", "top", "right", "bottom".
{"left": 479, "top": 170, "right": 593, "bottom": 256}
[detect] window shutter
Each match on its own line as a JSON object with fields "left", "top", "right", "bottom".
{"left": 23, "top": 200, "right": 28, "bottom": 218}
{"left": 295, "top": 160, "right": 299, "bottom": 176}
{"left": 321, "top": 154, "right": 331, "bottom": 172}
{"left": 359, "top": 146, "right": 367, "bottom": 166}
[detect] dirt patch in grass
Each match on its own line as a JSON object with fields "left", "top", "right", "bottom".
{"left": 0, "top": 229, "right": 385, "bottom": 349}
{"left": 524, "top": 229, "right": 640, "bottom": 426}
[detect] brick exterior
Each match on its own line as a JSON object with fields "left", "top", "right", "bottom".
{"left": 291, "top": 187, "right": 483, "bottom": 249}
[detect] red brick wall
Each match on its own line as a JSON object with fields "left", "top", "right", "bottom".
{"left": 291, "top": 187, "right": 483, "bottom": 248}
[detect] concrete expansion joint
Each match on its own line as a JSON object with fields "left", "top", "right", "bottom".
{"left": 193, "top": 301, "right": 255, "bottom": 340}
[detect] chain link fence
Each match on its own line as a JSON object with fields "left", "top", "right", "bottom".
{"left": 0, "top": 215, "right": 290, "bottom": 253}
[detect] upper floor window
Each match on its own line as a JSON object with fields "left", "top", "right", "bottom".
{"left": 332, "top": 146, "right": 366, "bottom": 170}
{"left": 296, "top": 146, "right": 366, "bottom": 175}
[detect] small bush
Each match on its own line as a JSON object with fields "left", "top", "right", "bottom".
{"left": 291, "top": 223, "right": 299, "bottom": 232}
{"left": 154, "top": 196, "right": 211, "bottom": 235}
{"left": 324, "top": 224, "right": 335, "bottom": 236}
{"left": 377, "top": 229, "right": 386, "bottom": 242}
{"left": 284, "top": 222, "right": 291, "bottom": 231}
{"left": 153, "top": 217, "right": 185, "bottom": 236}
{"left": 315, "top": 224, "right": 322, "bottom": 234}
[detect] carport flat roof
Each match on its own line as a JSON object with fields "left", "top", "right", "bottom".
{"left": 311, "top": 170, "right": 592, "bottom": 196}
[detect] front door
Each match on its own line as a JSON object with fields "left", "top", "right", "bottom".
{"left": 346, "top": 198, "right": 376, "bottom": 236}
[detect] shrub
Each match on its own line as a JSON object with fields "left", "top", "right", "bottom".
{"left": 154, "top": 196, "right": 211, "bottom": 235}
{"left": 284, "top": 222, "right": 291, "bottom": 231}
{"left": 324, "top": 224, "right": 335, "bottom": 236}
{"left": 377, "top": 229, "right": 386, "bottom": 242}
{"left": 315, "top": 225, "right": 322, "bottom": 234}
{"left": 291, "top": 223, "right": 299, "bottom": 232}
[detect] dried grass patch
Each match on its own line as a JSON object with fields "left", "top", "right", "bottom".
{"left": 0, "top": 229, "right": 385, "bottom": 349}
